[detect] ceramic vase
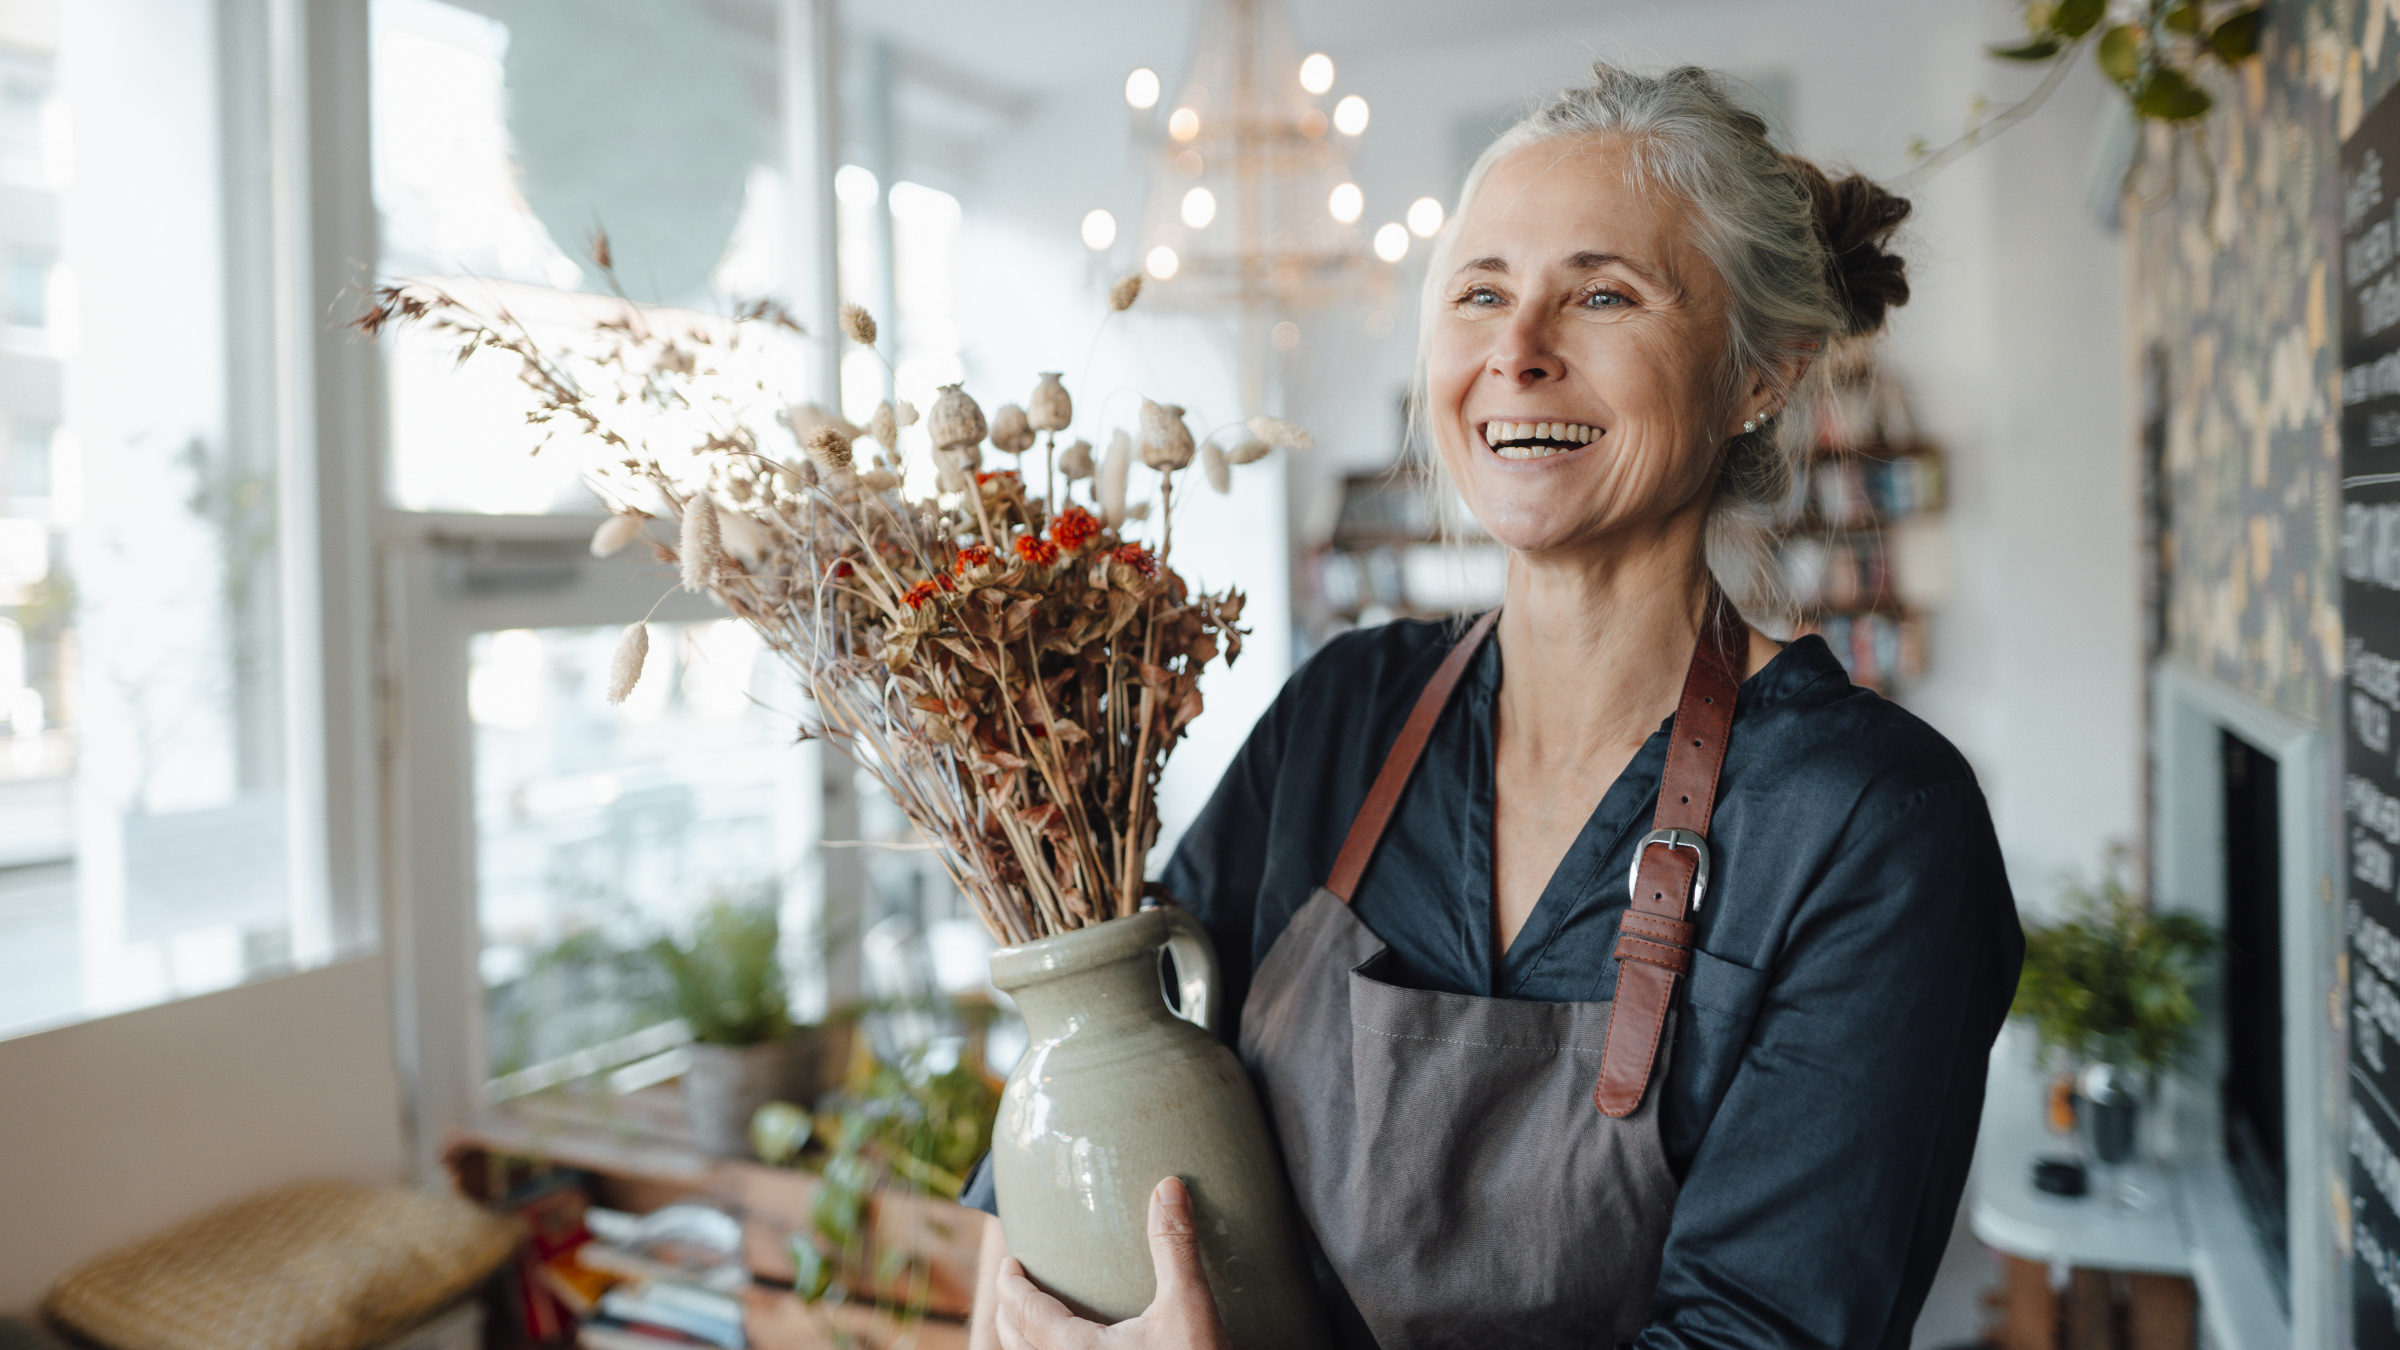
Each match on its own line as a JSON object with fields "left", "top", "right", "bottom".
{"left": 683, "top": 1034, "right": 819, "bottom": 1158}
{"left": 988, "top": 906, "right": 1330, "bottom": 1348}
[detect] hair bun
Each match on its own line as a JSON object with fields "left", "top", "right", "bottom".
{"left": 1784, "top": 156, "right": 1912, "bottom": 335}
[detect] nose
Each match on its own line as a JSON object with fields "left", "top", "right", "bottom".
{"left": 1486, "top": 307, "right": 1563, "bottom": 388}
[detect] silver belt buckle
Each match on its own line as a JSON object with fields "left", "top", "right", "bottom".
{"left": 1627, "top": 828, "right": 1711, "bottom": 911}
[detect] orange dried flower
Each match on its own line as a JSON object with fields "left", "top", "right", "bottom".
{"left": 903, "top": 579, "right": 940, "bottom": 609}
{"left": 956, "top": 543, "right": 997, "bottom": 572}
{"left": 1015, "top": 535, "right": 1061, "bottom": 567}
{"left": 1049, "top": 506, "right": 1100, "bottom": 551}
{"left": 975, "top": 468, "right": 1022, "bottom": 489}
{"left": 1111, "top": 543, "right": 1157, "bottom": 576}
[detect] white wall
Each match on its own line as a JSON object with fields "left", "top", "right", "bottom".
{"left": 0, "top": 956, "right": 408, "bottom": 1312}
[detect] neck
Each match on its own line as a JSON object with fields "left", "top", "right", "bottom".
{"left": 1493, "top": 518, "right": 1713, "bottom": 764}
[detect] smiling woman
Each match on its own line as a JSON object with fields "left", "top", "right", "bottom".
{"left": 972, "top": 63, "right": 2020, "bottom": 1350}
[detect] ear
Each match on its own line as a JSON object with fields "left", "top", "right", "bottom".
{"left": 1750, "top": 341, "right": 1817, "bottom": 409}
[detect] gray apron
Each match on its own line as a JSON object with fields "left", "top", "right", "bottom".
{"left": 1235, "top": 604, "right": 1744, "bottom": 1348}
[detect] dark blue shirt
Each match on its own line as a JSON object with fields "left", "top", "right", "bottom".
{"left": 968, "top": 619, "right": 2022, "bottom": 1349}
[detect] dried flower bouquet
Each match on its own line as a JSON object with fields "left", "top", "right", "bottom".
{"left": 359, "top": 268, "right": 1309, "bottom": 946}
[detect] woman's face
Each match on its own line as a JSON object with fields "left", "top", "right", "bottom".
{"left": 1427, "top": 135, "right": 1752, "bottom": 560}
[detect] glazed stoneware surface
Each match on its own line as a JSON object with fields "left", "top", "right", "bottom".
{"left": 989, "top": 906, "right": 1330, "bottom": 1348}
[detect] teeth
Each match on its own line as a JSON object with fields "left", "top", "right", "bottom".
{"left": 1482, "top": 420, "right": 1601, "bottom": 453}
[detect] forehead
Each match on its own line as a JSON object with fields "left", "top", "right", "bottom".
{"left": 1454, "top": 134, "right": 1694, "bottom": 268}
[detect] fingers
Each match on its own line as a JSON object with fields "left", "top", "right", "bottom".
{"left": 996, "top": 1255, "right": 1092, "bottom": 1350}
{"left": 1145, "top": 1177, "right": 1217, "bottom": 1321}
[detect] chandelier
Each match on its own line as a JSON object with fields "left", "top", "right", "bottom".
{"left": 1105, "top": 0, "right": 1432, "bottom": 326}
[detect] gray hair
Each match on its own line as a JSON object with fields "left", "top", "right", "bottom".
{"left": 1412, "top": 63, "right": 1910, "bottom": 620}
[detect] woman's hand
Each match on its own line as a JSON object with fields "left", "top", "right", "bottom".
{"left": 993, "top": 1178, "right": 1231, "bottom": 1350}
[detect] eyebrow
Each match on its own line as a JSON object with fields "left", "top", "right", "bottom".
{"left": 1454, "top": 251, "right": 1666, "bottom": 283}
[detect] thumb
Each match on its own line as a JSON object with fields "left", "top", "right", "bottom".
{"left": 1146, "top": 1177, "right": 1213, "bottom": 1311}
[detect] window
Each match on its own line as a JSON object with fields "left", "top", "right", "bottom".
{"left": 8, "top": 255, "right": 45, "bottom": 329}
{"left": 0, "top": 0, "right": 357, "bottom": 1041}
{"left": 370, "top": 0, "right": 853, "bottom": 1124}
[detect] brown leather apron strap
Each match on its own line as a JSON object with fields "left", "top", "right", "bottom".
{"left": 1594, "top": 596, "right": 1746, "bottom": 1117}
{"left": 1324, "top": 608, "right": 1501, "bottom": 903}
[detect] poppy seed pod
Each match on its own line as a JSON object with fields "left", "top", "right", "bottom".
{"left": 990, "top": 403, "right": 1037, "bottom": 455}
{"left": 1057, "top": 438, "right": 1095, "bottom": 481}
{"left": 1029, "top": 373, "right": 1072, "bottom": 432}
{"left": 1138, "top": 400, "right": 1195, "bottom": 471}
{"left": 928, "top": 384, "right": 986, "bottom": 452}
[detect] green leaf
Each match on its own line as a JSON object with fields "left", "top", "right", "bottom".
{"left": 2160, "top": 1, "right": 2202, "bottom": 35}
{"left": 2097, "top": 25, "right": 2144, "bottom": 86}
{"left": 1990, "top": 36, "right": 2066, "bottom": 61}
{"left": 2133, "top": 66, "right": 2215, "bottom": 120}
{"left": 2208, "top": 7, "right": 2264, "bottom": 62}
{"left": 2052, "top": 0, "right": 2106, "bottom": 38}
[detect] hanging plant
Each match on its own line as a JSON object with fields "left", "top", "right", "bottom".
{"left": 1905, "top": 1, "right": 2264, "bottom": 186}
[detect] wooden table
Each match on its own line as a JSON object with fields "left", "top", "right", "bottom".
{"left": 445, "top": 1086, "right": 976, "bottom": 1350}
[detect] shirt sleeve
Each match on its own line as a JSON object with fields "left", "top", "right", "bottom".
{"left": 1634, "top": 779, "right": 2024, "bottom": 1350}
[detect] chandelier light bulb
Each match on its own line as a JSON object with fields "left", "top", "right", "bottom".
{"left": 1328, "top": 182, "right": 1363, "bottom": 224}
{"left": 1373, "top": 222, "right": 1408, "bottom": 262}
{"left": 1082, "top": 208, "right": 1117, "bottom": 251}
{"left": 1333, "top": 95, "right": 1370, "bottom": 136}
{"left": 1125, "top": 68, "right": 1161, "bottom": 110}
{"left": 1407, "top": 197, "right": 1445, "bottom": 237}
{"left": 1168, "top": 107, "right": 1202, "bottom": 142}
{"left": 1299, "top": 53, "right": 1335, "bottom": 95}
{"left": 1147, "top": 245, "right": 1181, "bottom": 280}
{"left": 1181, "top": 187, "right": 1217, "bottom": 229}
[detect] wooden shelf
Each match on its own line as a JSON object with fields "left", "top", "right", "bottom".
{"left": 445, "top": 1086, "right": 977, "bottom": 1350}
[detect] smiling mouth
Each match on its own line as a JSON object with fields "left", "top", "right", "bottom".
{"left": 1481, "top": 420, "right": 1602, "bottom": 461}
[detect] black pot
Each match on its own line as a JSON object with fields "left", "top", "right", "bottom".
{"left": 2089, "top": 1094, "right": 2139, "bottom": 1164}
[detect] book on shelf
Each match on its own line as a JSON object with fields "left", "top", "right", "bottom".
{"left": 595, "top": 1282, "right": 747, "bottom": 1348}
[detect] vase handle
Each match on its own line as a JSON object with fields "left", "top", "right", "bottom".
{"left": 1152, "top": 904, "right": 1220, "bottom": 1039}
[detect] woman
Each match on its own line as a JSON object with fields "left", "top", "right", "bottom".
{"left": 969, "top": 63, "right": 2023, "bottom": 1350}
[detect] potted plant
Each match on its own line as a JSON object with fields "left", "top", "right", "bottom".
{"left": 653, "top": 897, "right": 820, "bottom": 1158}
{"left": 2012, "top": 867, "right": 2216, "bottom": 1163}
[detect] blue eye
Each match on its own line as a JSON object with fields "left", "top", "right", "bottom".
{"left": 1461, "top": 287, "right": 1502, "bottom": 306}
{"left": 1585, "top": 289, "right": 1629, "bottom": 308}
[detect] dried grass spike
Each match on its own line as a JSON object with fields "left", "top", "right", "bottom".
{"left": 718, "top": 508, "right": 768, "bottom": 564}
{"left": 858, "top": 468, "right": 901, "bottom": 491}
{"left": 840, "top": 302, "right": 877, "bottom": 347}
{"left": 805, "top": 426, "right": 853, "bottom": 474}
{"left": 929, "top": 384, "right": 987, "bottom": 451}
{"left": 607, "top": 623, "right": 648, "bottom": 704}
{"left": 591, "top": 512, "right": 646, "bottom": 558}
{"left": 680, "top": 494, "right": 722, "bottom": 592}
{"left": 1029, "top": 373, "right": 1072, "bottom": 432}
{"left": 1201, "top": 440, "right": 1231, "bottom": 494}
{"left": 990, "top": 403, "right": 1037, "bottom": 455}
{"left": 1246, "top": 414, "right": 1315, "bottom": 451}
{"left": 1058, "top": 438, "right": 1095, "bottom": 481}
{"left": 1099, "top": 430, "right": 1131, "bottom": 526}
{"left": 867, "top": 400, "right": 899, "bottom": 449}
{"left": 1109, "top": 274, "right": 1142, "bottom": 312}
{"left": 1138, "top": 400, "right": 1195, "bottom": 471}
{"left": 897, "top": 399, "right": 920, "bottom": 427}
{"left": 1224, "top": 434, "right": 1272, "bottom": 465}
